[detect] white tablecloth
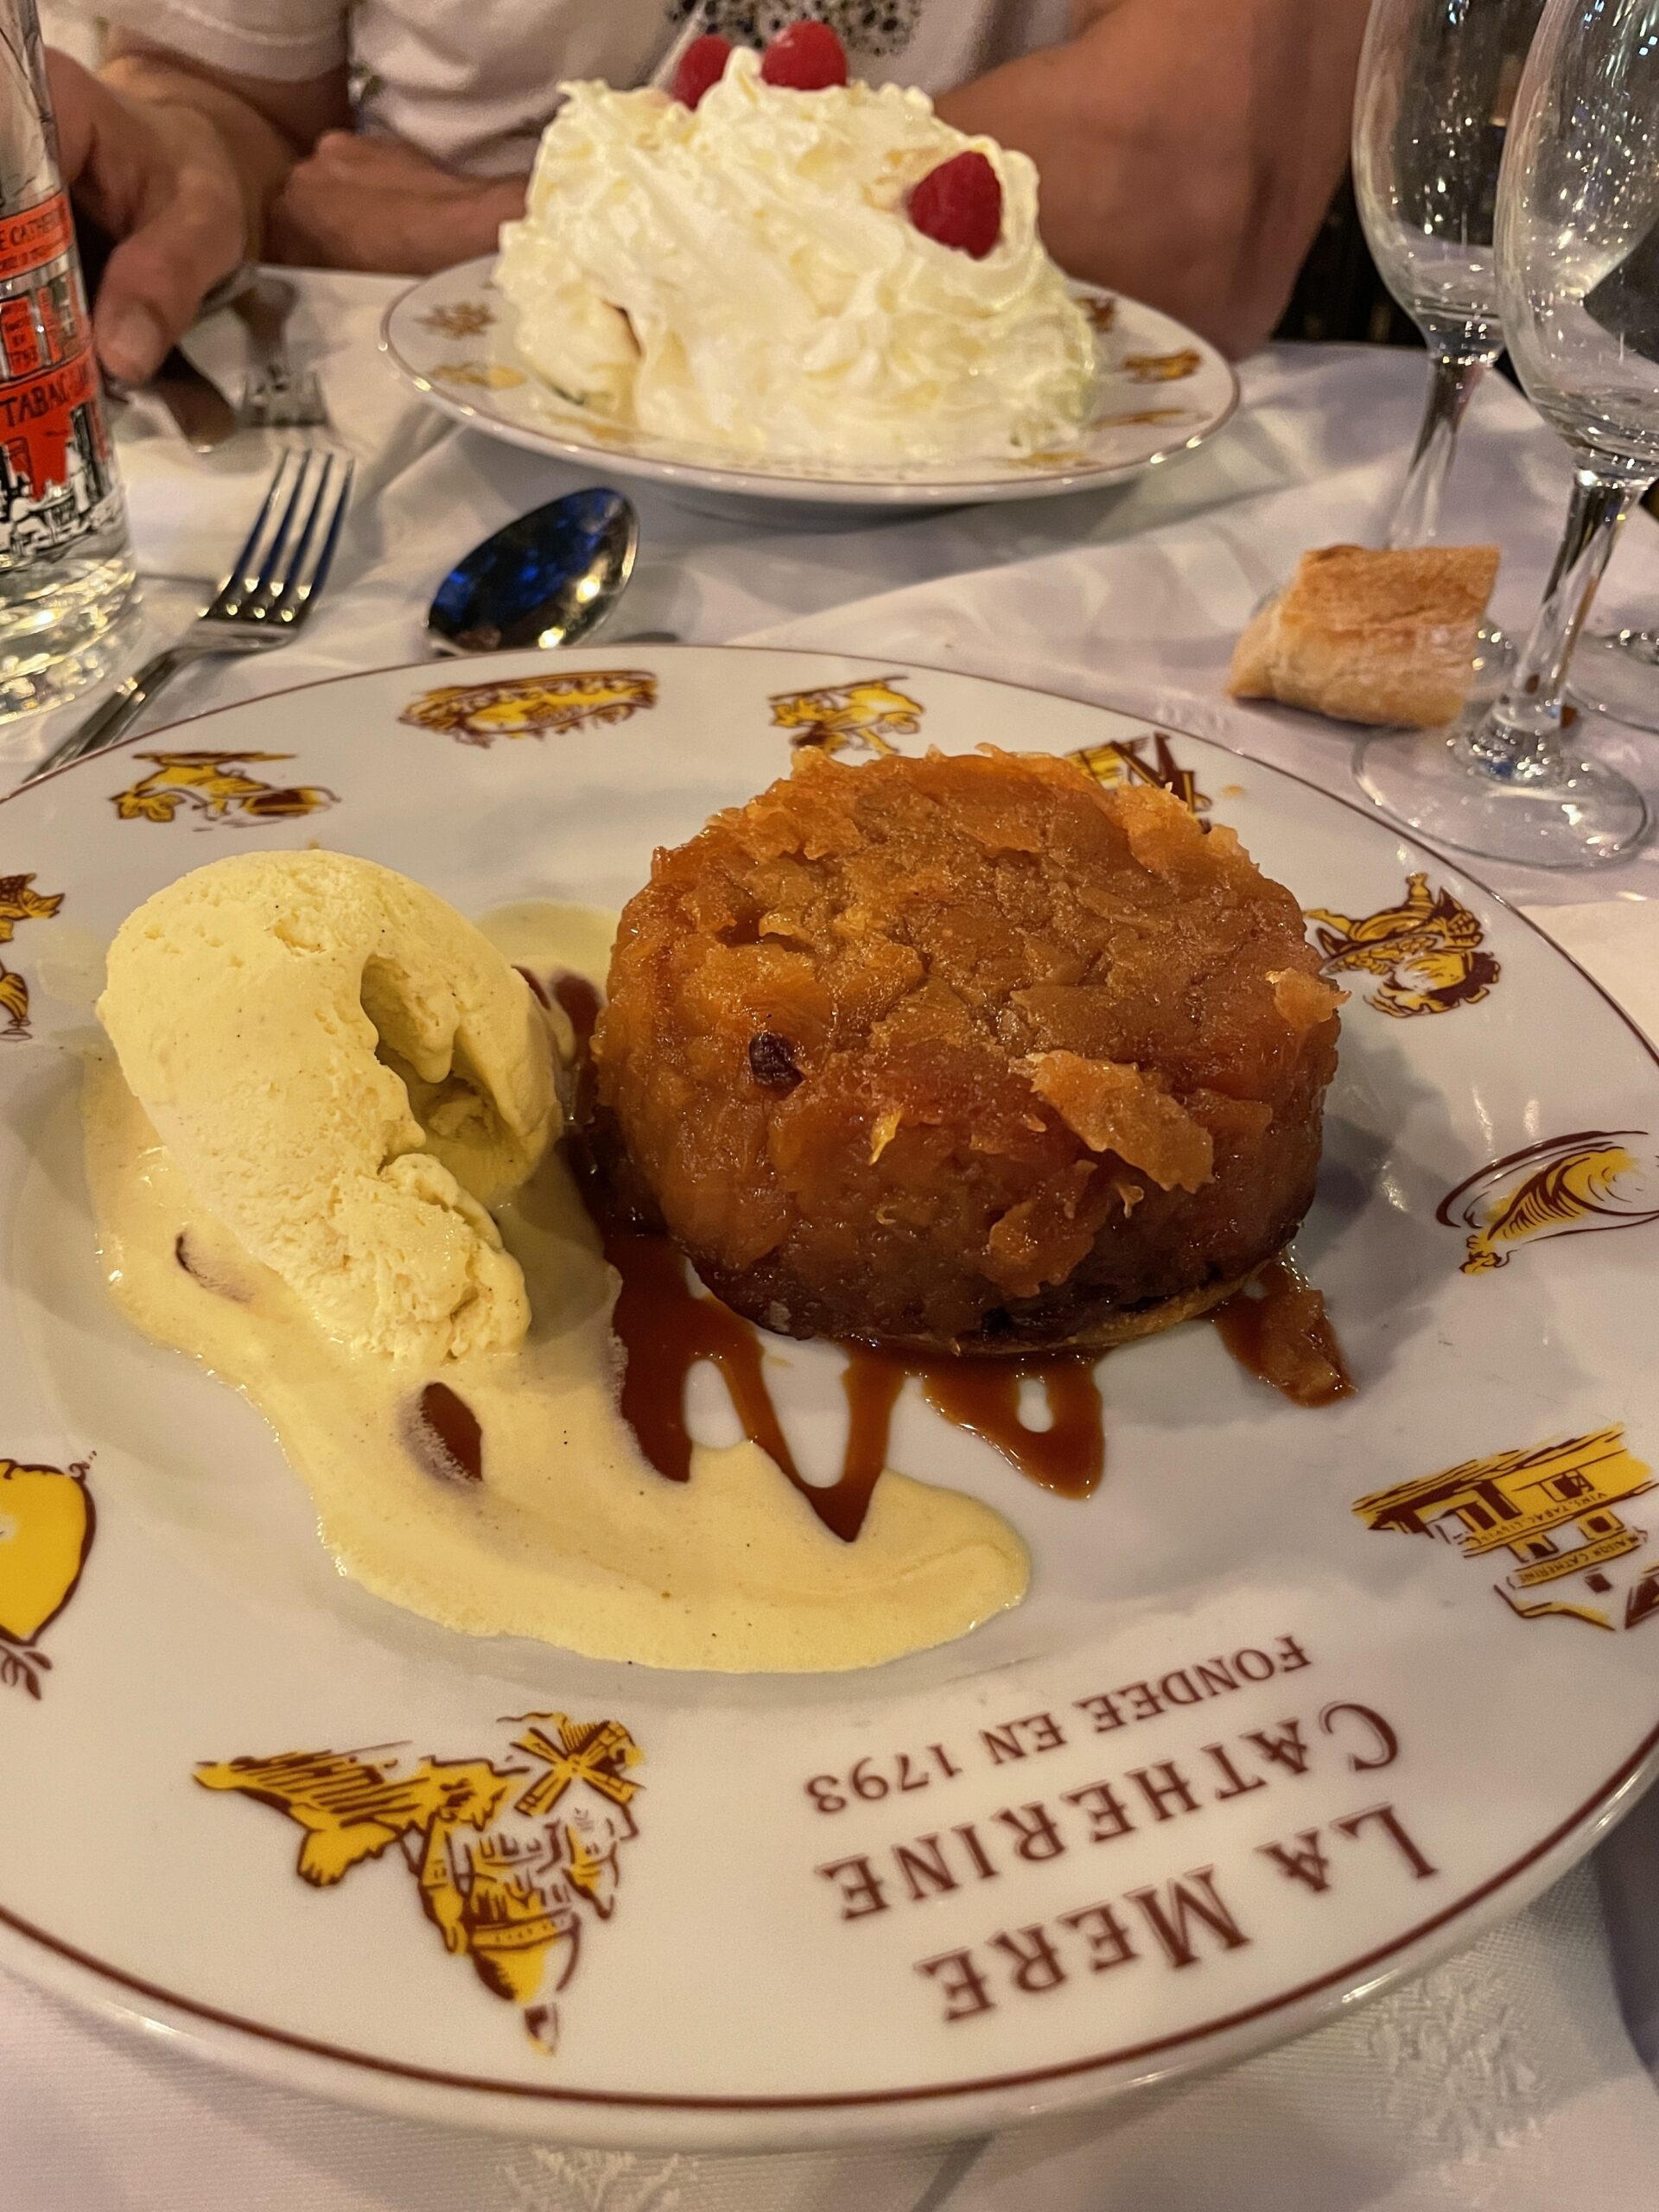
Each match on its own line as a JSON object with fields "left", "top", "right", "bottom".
{"left": 4, "top": 270, "right": 1659, "bottom": 2211}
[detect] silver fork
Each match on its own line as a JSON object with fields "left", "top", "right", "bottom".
{"left": 233, "top": 276, "right": 330, "bottom": 432}
{"left": 29, "top": 448, "right": 354, "bottom": 780}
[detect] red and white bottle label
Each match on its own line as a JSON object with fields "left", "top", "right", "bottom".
{"left": 0, "top": 188, "right": 118, "bottom": 556}
{"left": 0, "top": 189, "right": 73, "bottom": 283}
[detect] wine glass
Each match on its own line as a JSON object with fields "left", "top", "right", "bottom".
{"left": 1352, "top": 0, "right": 1547, "bottom": 550}
{"left": 1567, "top": 612, "right": 1659, "bottom": 732}
{"left": 1356, "top": 0, "right": 1659, "bottom": 868}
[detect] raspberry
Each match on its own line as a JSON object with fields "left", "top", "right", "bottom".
{"left": 671, "top": 33, "right": 733, "bottom": 109}
{"left": 907, "top": 150, "right": 1003, "bottom": 259}
{"left": 760, "top": 21, "right": 849, "bottom": 91}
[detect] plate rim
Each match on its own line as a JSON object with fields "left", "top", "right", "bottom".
{"left": 7, "top": 639, "right": 1656, "bottom": 1074}
{"left": 5, "top": 642, "right": 1658, "bottom": 2144}
{"left": 377, "top": 257, "right": 1242, "bottom": 506}
{"left": 0, "top": 1720, "right": 1654, "bottom": 2146}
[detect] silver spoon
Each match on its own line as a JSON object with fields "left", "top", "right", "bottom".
{"left": 426, "top": 486, "right": 640, "bottom": 654}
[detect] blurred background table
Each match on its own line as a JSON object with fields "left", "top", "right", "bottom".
{"left": 5, "top": 268, "right": 1659, "bottom": 2212}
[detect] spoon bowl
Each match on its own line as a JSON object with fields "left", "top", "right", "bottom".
{"left": 427, "top": 487, "right": 638, "bottom": 654}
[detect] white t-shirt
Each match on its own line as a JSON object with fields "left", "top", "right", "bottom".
{"left": 88, "top": 0, "right": 1077, "bottom": 175}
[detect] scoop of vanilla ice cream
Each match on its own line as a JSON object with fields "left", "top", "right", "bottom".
{"left": 495, "top": 50, "right": 1096, "bottom": 465}
{"left": 98, "top": 852, "right": 557, "bottom": 1363}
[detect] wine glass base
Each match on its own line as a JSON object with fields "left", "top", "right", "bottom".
{"left": 1567, "top": 629, "right": 1659, "bottom": 735}
{"left": 1353, "top": 721, "right": 1651, "bottom": 868}
{"left": 1471, "top": 620, "right": 1513, "bottom": 706}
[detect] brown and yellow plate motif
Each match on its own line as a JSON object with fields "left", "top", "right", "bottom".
{"left": 3, "top": 648, "right": 1658, "bottom": 2149}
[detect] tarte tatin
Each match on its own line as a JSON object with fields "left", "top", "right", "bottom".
{"left": 592, "top": 749, "right": 1341, "bottom": 1354}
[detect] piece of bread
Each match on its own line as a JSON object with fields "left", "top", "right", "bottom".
{"left": 1228, "top": 543, "right": 1501, "bottom": 728}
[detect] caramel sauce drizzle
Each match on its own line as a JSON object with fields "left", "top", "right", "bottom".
{"left": 1212, "top": 1255, "right": 1353, "bottom": 1408}
{"left": 601, "top": 1228, "right": 1106, "bottom": 1543}
{"left": 532, "top": 968, "right": 1347, "bottom": 1546}
{"left": 603, "top": 1230, "right": 799, "bottom": 1497}
{"left": 847, "top": 1346, "right": 1106, "bottom": 1503}
{"left": 550, "top": 970, "right": 602, "bottom": 1045}
{"left": 173, "top": 1227, "right": 251, "bottom": 1303}
{"left": 406, "top": 1380, "right": 484, "bottom": 1484}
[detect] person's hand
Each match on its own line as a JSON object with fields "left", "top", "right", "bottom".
{"left": 270, "top": 132, "right": 527, "bottom": 275}
{"left": 47, "top": 49, "right": 246, "bottom": 385}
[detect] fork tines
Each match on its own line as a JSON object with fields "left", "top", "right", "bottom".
{"left": 208, "top": 448, "right": 355, "bottom": 631}
{"left": 238, "top": 367, "right": 329, "bottom": 431}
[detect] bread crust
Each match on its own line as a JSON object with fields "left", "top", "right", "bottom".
{"left": 1228, "top": 543, "right": 1500, "bottom": 728}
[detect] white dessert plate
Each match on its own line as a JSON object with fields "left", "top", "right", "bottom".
{"left": 4, "top": 646, "right": 1659, "bottom": 2151}
{"left": 380, "top": 257, "right": 1239, "bottom": 510}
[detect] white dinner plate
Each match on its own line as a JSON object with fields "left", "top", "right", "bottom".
{"left": 380, "top": 257, "right": 1240, "bottom": 510}
{"left": 3, "top": 647, "right": 1658, "bottom": 2150}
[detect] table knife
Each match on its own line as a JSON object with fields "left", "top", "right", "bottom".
{"left": 135, "top": 346, "right": 239, "bottom": 452}
{"left": 73, "top": 206, "right": 240, "bottom": 452}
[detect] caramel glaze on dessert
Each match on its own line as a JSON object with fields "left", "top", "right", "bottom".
{"left": 605, "top": 1224, "right": 1109, "bottom": 1541}
{"left": 842, "top": 1346, "right": 1107, "bottom": 1510}
{"left": 591, "top": 755, "right": 1343, "bottom": 1358}
{"left": 541, "top": 967, "right": 1350, "bottom": 1545}
{"left": 1212, "top": 1255, "right": 1353, "bottom": 1408}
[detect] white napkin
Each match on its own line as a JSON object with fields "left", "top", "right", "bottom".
{"left": 1516, "top": 898, "right": 1659, "bottom": 1040}
{"left": 113, "top": 269, "right": 442, "bottom": 584}
{"left": 8, "top": 1859, "right": 1659, "bottom": 2210}
{"left": 964, "top": 1861, "right": 1659, "bottom": 2212}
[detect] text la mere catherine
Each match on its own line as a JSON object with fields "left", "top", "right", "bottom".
{"left": 804, "top": 1636, "right": 1434, "bottom": 2026}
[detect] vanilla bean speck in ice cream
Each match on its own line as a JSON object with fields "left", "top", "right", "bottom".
{"left": 494, "top": 48, "right": 1097, "bottom": 466}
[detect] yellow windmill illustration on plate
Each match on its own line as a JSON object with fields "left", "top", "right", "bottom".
{"left": 1070, "top": 731, "right": 1211, "bottom": 815}
{"left": 111, "top": 752, "right": 337, "bottom": 826}
{"left": 1121, "top": 348, "right": 1203, "bottom": 382}
{"left": 418, "top": 301, "right": 494, "bottom": 340}
{"left": 430, "top": 360, "right": 526, "bottom": 391}
{"left": 400, "top": 670, "right": 658, "bottom": 747}
{"left": 196, "top": 1711, "right": 642, "bottom": 2052}
{"left": 0, "top": 873, "right": 61, "bottom": 941}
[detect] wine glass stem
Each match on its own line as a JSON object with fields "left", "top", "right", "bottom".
{"left": 1465, "top": 455, "right": 1649, "bottom": 785}
{"left": 1387, "top": 344, "right": 1496, "bottom": 549}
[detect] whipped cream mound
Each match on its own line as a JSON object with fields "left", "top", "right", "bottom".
{"left": 495, "top": 49, "right": 1096, "bottom": 467}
